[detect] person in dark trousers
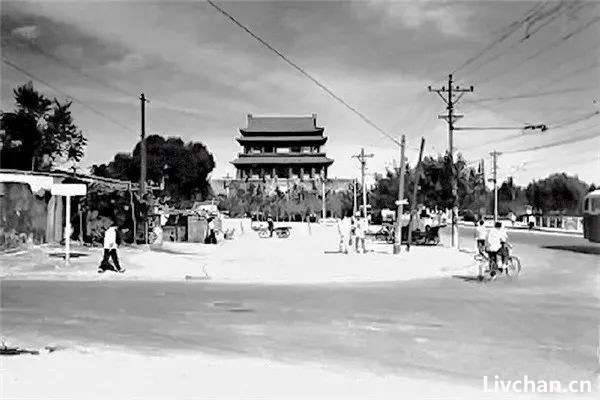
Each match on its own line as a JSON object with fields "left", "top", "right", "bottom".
{"left": 205, "top": 217, "right": 217, "bottom": 244}
{"left": 475, "top": 219, "right": 487, "bottom": 255}
{"left": 267, "top": 216, "right": 274, "bottom": 237}
{"left": 98, "top": 223, "right": 124, "bottom": 273}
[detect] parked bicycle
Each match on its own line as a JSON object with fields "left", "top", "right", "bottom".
{"left": 474, "top": 244, "right": 522, "bottom": 281}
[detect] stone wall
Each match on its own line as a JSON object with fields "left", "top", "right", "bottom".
{"left": 0, "top": 182, "right": 52, "bottom": 249}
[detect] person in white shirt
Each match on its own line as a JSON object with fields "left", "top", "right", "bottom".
{"left": 98, "top": 223, "right": 124, "bottom": 273}
{"left": 475, "top": 220, "right": 487, "bottom": 255}
{"left": 339, "top": 214, "right": 352, "bottom": 254}
{"left": 355, "top": 217, "right": 367, "bottom": 254}
{"left": 485, "top": 222, "right": 505, "bottom": 279}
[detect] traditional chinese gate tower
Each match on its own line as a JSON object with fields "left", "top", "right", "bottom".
{"left": 231, "top": 114, "right": 334, "bottom": 180}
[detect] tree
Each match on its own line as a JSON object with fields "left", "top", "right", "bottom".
{"left": 92, "top": 134, "right": 216, "bottom": 203}
{"left": 526, "top": 173, "right": 589, "bottom": 214}
{"left": 0, "top": 82, "right": 87, "bottom": 170}
{"left": 370, "top": 152, "right": 481, "bottom": 213}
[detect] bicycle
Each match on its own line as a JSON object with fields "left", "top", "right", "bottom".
{"left": 474, "top": 244, "right": 522, "bottom": 281}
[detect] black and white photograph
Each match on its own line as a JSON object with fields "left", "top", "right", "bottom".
{"left": 1, "top": 0, "right": 599, "bottom": 398}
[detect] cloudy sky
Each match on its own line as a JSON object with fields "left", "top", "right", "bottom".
{"left": 1, "top": 0, "right": 599, "bottom": 185}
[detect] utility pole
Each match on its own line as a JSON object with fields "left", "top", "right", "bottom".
{"left": 428, "top": 74, "right": 474, "bottom": 248}
{"left": 321, "top": 172, "right": 326, "bottom": 219}
{"left": 407, "top": 137, "right": 426, "bottom": 247}
{"left": 353, "top": 178, "right": 357, "bottom": 217}
{"left": 139, "top": 93, "right": 149, "bottom": 195}
{"left": 352, "top": 148, "right": 374, "bottom": 220}
{"left": 393, "top": 135, "right": 406, "bottom": 254}
{"left": 490, "top": 151, "right": 502, "bottom": 222}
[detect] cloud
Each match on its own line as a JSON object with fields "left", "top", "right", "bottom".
{"left": 106, "top": 52, "right": 145, "bottom": 72}
{"left": 369, "top": 0, "right": 472, "bottom": 37}
{"left": 11, "top": 24, "right": 39, "bottom": 40}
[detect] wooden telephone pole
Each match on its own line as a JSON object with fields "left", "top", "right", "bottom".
{"left": 429, "top": 74, "right": 474, "bottom": 248}
{"left": 139, "top": 93, "right": 149, "bottom": 195}
{"left": 352, "top": 148, "right": 374, "bottom": 220}
{"left": 490, "top": 150, "right": 502, "bottom": 222}
{"left": 407, "top": 137, "right": 426, "bottom": 247}
{"left": 393, "top": 135, "right": 406, "bottom": 254}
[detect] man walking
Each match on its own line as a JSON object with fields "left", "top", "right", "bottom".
{"left": 98, "top": 223, "right": 125, "bottom": 273}
{"left": 475, "top": 220, "right": 487, "bottom": 255}
{"left": 339, "top": 213, "right": 352, "bottom": 254}
{"left": 355, "top": 216, "right": 367, "bottom": 254}
{"left": 267, "top": 216, "right": 275, "bottom": 237}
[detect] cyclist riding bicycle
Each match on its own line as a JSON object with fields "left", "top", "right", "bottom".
{"left": 485, "top": 221, "right": 509, "bottom": 279}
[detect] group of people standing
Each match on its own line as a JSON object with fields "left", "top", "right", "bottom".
{"left": 337, "top": 213, "right": 368, "bottom": 254}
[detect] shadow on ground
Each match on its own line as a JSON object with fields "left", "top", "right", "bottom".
{"left": 542, "top": 245, "right": 600, "bottom": 255}
{"left": 451, "top": 274, "right": 485, "bottom": 283}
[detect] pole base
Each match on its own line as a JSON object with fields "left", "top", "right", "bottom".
{"left": 393, "top": 243, "right": 402, "bottom": 254}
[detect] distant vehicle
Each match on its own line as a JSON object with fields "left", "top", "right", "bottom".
{"left": 459, "top": 209, "right": 477, "bottom": 224}
{"left": 582, "top": 190, "right": 600, "bottom": 243}
{"left": 381, "top": 208, "right": 395, "bottom": 223}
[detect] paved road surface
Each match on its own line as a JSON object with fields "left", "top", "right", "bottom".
{"left": 2, "top": 228, "right": 598, "bottom": 389}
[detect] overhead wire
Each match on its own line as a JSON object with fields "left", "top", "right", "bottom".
{"left": 205, "top": 0, "right": 400, "bottom": 147}
{"left": 459, "top": 111, "right": 599, "bottom": 151}
{"left": 519, "top": 0, "right": 584, "bottom": 41}
{"left": 466, "top": 86, "right": 591, "bottom": 104}
{"left": 460, "top": 0, "right": 579, "bottom": 77}
{"left": 475, "top": 13, "right": 600, "bottom": 86}
{"left": 453, "top": 1, "right": 549, "bottom": 73}
{"left": 22, "top": 40, "right": 137, "bottom": 99}
{"left": 477, "top": 60, "right": 600, "bottom": 108}
{"left": 1, "top": 37, "right": 213, "bottom": 119}
{"left": 504, "top": 127, "right": 599, "bottom": 154}
{"left": 2, "top": 57, "right": 138, "bottom": 135}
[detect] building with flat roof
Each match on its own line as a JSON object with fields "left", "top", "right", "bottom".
{"left": 231, "top": 114, "right": 334, "bottom": 180}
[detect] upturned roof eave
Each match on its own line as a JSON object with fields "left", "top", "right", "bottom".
{"left": 239, "top": 127, "right": 325, "bottom": 135}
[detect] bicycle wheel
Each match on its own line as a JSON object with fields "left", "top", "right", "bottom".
{"left": 506, "top": 256, "right": 522, "bottom": 277}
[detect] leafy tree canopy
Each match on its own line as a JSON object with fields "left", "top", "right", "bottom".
{"left": 1, "top": 82, "right": 87, "bottom": 171}
{"left": 92, "top": 134, "right": 216, "bottom": 202}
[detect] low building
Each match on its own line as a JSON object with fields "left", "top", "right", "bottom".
{"left": 0, "top": 169, "right": 137, "bottom": 247}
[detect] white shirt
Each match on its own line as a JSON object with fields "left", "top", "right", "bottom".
{"left": 475, "top": 225, "right": 487, "bottom": 240}
{"left": 355, "top": 218, "right": 367, "bottom": 238}
{"left": 103, "top": 227, "right": 118, "bottom": 250}
{"left": 499, "top": 228, "right": 508, "bottom": 243}
{"left": 486, "top": 228, "right": 504, "bottom": 252}
{"left": 340, "top": 217, "right": 352, "bottom": 236}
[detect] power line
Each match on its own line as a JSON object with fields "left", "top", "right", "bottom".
{"left": 460, "top": 115, "right": 599, "bottom": 151}
{"left": 453, "top": 1, "right": 549, "bottom": 73}
{"left": 2, "top": 38, "right": 212, "bottom": 119}
{"left": 550, "top": 110, "right": 600, "bottom": 129}
{"left": 205, "top": 0, "right": 400, "bottom": 147}
{"left": 2, "top": 57, "right": 137, "bottom": 135}
{"left": 461, "top": 0, "right": 578, "bottom": 77}
{"left": 519, "top": 1, "right": 582, "bottom": 41}
{"left": 25, "top": 40, "right": 137, "bottom": 99}
{"left": 466, "top": 86, "right": 590, "bottom": 104}
{"left": 516, "top": 40, "right": 600, "bottom": 90}
{"left": 481, "top": 60, "right": 600, "bottom": 108}
{"left": 475, "top": 14, "right": 600, "bottom": 86}
{"left": 504, "top": 129, "right": 599, "bottom": 154}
